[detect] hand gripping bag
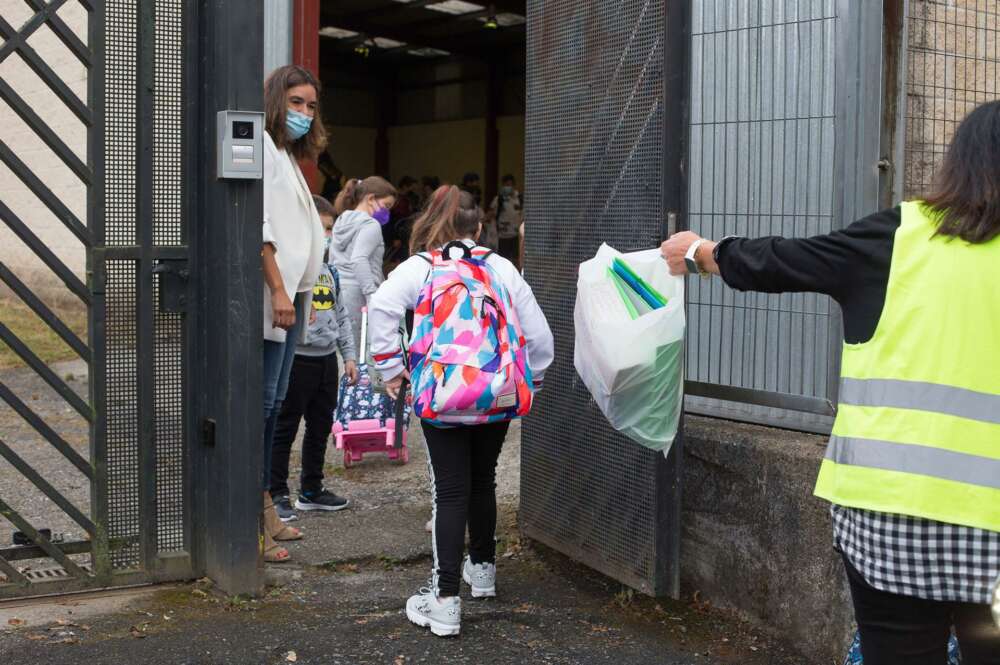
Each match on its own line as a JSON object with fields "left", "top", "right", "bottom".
{"left": 573, "top": 244, "right": 685, "bottom": 452}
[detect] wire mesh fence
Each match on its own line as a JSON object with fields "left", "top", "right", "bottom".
{"left": 904, "top": 0, "right": 1000, "bottom": 197}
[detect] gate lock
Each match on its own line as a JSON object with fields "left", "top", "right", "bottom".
{"left": 152, "top": 259, "right": 189, "bottom": 313}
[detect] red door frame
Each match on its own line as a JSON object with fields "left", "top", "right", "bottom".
{"left": 293, "top": 0, "right": 321, "bottom": 192}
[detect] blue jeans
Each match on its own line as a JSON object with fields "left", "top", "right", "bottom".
{"left": 262, "top": 293, "right": 307, "bottom": 489}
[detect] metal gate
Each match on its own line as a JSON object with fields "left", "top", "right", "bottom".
{"left": 682, "top": 0, "right": 886, "bottom": 433}
{"left": 520, "top": 0, "right": 687, "bottom": 596}
{"left": 1, "top": 0, "right": 264, "bottom": 599}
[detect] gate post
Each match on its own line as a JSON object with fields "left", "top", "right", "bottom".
{"left": 192, "top": 0, "right": 266, "bottom": 596}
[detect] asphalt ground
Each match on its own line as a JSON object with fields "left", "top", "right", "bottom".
{"left": 0, "top": 361, "right": 808, "bottom": 664}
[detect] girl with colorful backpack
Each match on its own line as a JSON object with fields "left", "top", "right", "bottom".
{"left": 368, "top": 186, "right": 554, "bottom": 637}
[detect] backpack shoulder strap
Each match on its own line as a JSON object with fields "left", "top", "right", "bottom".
{"left": 471, "top": 247, "right": 495, "bottom": 261}
{"left": 329, "top": 264, "right": 341, "bottom": 292}
{"left": 416, "top": 252, "right": 433, "bottom": 265}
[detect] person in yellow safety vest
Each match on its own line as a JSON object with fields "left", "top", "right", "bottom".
{"left": 661, "top": 101, "right": 1000, "bottom": 665}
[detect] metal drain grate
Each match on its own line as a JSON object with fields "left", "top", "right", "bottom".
{"left": 21, "top": 563, "right": 94, "bottom": 583}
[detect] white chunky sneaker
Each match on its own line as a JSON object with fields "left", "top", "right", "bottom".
{"left": 462, "top": 557, "right": 496, "bottom": 598}
{"left": 405, "top": 581, "right": 461, "bottom": 637}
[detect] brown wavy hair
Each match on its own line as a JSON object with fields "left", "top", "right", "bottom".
{"left": 334, "top": 176, "right": 397, "bottom": 216}
{"left": 409, "top": 186, "right": 483, "bottom": 253}
{"left": 264, "top": 65, "right": 327, "bottom": 161}
{"left": 924, "top": 100, "right": 1000, "bottom": 243}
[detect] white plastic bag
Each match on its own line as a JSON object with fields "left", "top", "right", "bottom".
{"left": 574, "top": 244, "right": 685, "bottom": 453}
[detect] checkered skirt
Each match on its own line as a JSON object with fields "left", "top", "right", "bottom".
{"left": 832, "top": 504, "right": 1000, "bottom": 604}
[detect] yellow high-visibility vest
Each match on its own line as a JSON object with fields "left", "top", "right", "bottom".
{"left": 814, "top": 201, "right": 1000, "bottom": 532}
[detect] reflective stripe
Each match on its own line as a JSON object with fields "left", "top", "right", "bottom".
{"left": 840, "top": 378, "right": 1000, "bottom": 426}
{"left": 826, "top": 436, "right": 1000, "bottom": 490}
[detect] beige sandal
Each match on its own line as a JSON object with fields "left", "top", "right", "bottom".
{"left": 263, "top": 525, "right": 291, "bottom": 563}
{"left": 264, "top": 493, "right": 303, "bottom": 541}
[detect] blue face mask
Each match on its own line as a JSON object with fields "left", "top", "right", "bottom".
{"left": 286, "top": 109, "right": 312, "bottom": 140}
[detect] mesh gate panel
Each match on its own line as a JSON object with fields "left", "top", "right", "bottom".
{"left": 105, "top": 260, "right": 141, "bottom": 569}
{"left": 153, "top": 0, "right": 183, "bottom": 247}
{"left": 684, "top": 0, "right": 840, "bottom": 432}
{"left": 521, "top": 0, "right": 670, "bottom": 593}
{"left": 904, "top": 0, "right": 1000, "bottom": 197}
{"left": 154, "top": 281, "right": 186, "bottom": 553}
{"left": 103, "top": 0, "right": 141, "bottom": 569}
{"left": 152, "top": 0, "right": 187, "bottom": 555}
{"left": 104, "top": 0, "right": 137, "bottom": 247}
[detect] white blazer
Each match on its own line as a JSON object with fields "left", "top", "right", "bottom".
{"left": 262, "top": 131, "right": 324, "bottom": 343}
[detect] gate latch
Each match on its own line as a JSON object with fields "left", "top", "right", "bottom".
{"left": 152, "top": 259, "right": 189, "bottom": 313}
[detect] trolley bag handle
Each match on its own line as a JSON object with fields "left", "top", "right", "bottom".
{"left": 392, "top": 323, "right": 410, "bottom": 449}
{"left": 393, "top": 377, "right": 408, "bottom": 449}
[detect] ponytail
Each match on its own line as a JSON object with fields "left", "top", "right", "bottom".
{"left": 409, "top": 185, "right": 483, "bottom": 254}
{"left": 334, "top": 176, "right": 397, "bottom": 217}
{"left": 334, "top": 178, "right": 361, "bottom": 216}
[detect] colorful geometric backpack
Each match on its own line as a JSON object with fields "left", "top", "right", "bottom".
{"left": 408, "top": 241, "right": 533, "bottom": 426}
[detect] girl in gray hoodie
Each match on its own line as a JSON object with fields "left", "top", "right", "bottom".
{"left": 331, "top": 176, "right": 398, "bottom": 351}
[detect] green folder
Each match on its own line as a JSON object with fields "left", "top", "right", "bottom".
{"left": 607, "top": 267, "right": 649, "bottom": 320}
{"left": 611, "top": 257, "right": 669, "bottom": 309}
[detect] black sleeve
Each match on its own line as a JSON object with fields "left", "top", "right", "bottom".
{"left": 715, "top": 206, "right": 901, "bottom": 344}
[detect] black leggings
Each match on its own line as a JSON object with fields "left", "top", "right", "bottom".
{"left": 844, "top": 556, "right": 1000, "bottom": 665}
{"left": 423, "top": 420, "right": 510, "bottom": 597}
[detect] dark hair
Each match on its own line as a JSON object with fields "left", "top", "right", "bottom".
{"left": 462, "top": 172, "right": 480, "bottom": 185}
{"left": 502, "top": 174, "right": 515, "bottom": 184}
{"left": 312, "top": 194, "right": 336, "bottom": 220}
{"left": 410, "top": 186, "right": 483, "bottom": 253}
{"left": 334, "top": 176, "right": 397, "bottom": 216}
{"left": 924, "top": 101, "right": 1000, "bottom": 244}
{"left": 398, "top": 176, "right": 417, "bottom": 189}
{"left": 422, "top": 176, "right": 440, "bottom": 190}
{"left": 264, "top": 65, "right": 327, "bottom": 161}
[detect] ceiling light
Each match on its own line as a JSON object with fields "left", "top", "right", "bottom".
{"left": 478, "top": 12, "right": 525, "bottom": 27}
{"left": 425, "top": 1, "right": 483, "bottom": 15}
{"left": 483, "top": 8, "right": 498, "bottom": 29}
{"left": 408, "top": 47, "right": 451, "bottom": 58}
{"left": 319, "top": 26, "right": 359, "bottom": 39}
{"left": 374, "top": 37, "right": 407, "bottom": 49}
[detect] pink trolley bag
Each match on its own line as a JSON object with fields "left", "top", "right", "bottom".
{"left": 332, "top": 308, "right": 411, "bottom": 467}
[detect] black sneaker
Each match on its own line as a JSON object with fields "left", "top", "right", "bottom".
{"left": 295, "top": 489, "right": 350, "bottom": 512}
{"left": 273, "top": 495, "right": 298, "bottom": 522}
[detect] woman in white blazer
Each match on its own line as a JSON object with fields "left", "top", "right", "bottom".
{"left": 260, "top": 65, "right": 326, "bottom": 562}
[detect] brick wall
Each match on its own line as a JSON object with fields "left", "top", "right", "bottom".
{"left": 0, "top": 1, "right": 88, "bottom": 306}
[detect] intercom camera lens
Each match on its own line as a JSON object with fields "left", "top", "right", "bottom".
{"left": 232, "top": 121, "right": 254, "bottom": 140}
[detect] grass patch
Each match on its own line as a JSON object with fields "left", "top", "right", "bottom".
{"left": 0, "top": 296, "right": 87, "bottom": 369}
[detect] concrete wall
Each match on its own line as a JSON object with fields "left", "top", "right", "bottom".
{"left": 0, "top": 1, "right": 89, "bottom": 307}
{"left": 681, "top": 416, "right": 854, "bottom": 664}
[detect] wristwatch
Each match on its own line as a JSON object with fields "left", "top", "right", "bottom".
{"left": 684, "top": 238, "right": 709, "bottom": 277}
